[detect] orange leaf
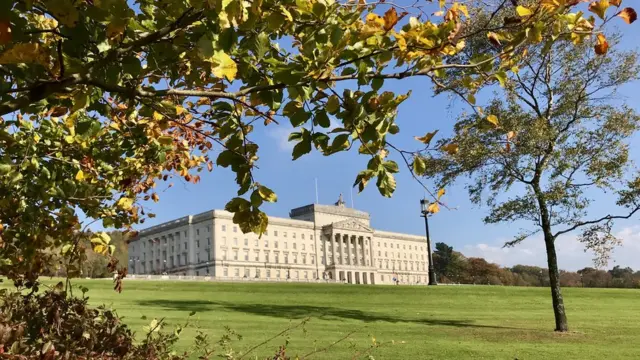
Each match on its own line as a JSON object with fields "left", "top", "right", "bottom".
{"left": 610, "top": 0, "right": 622, "bottom": 6}
{"left": 383, "top": 8, "right": 399, "bottom": 31}
{"left": 589, "top": 0, "right": 610, "bottom": 20}
{"left": 207, "top": 162, "right": 213, "bottom": 171}
{"left": 507, "top": 131, "right": 516, "bottom": 141}
{"left": 487, "top": 32, "right": 501, "bottom": 47}
{"left": 0, "top": 20, "right": 11, "bottom": 45}
{"left": 594, "top": 33, "right": 609, "bottom": 55}
{"left": 618, "top": 7, "right": 637, "bottom": 24}
{"left": 427, "top": 202, "right": 440, "bottom": 214}
{"left": 152, "top": 193, "right": 159, "bottom": 203}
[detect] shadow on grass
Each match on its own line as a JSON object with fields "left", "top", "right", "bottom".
{"left": 136, "top": 299, "right": 525, "bottom": 330}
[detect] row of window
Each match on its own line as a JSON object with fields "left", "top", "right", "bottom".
{"left": 222, "top": 267, "right": 317, "bottom": 280}
{"left": 378, "top": 251, "right": 425, "bottom": 260}
{"left": 222, "top": 237, "right": 314, "bottom": 251}
{"left": 378, "top": 241, "right": 423, "bottom": 251}
{"left": 223, "top": 250, "right": 315, "bottom": 265}
{"left": 220, "top": 225, "right": 313, "bottom": 240}
{"left": 377, "top": 260, "right": 426, "bottom": 271}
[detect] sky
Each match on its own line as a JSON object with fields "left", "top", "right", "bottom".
{"left": 129, "top": 6, "right": 640, "bottom": 272}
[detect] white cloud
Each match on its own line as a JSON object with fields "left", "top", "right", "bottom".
{"left": 462, "top": 225, "right": 640, "bottom": 271}
{"left": 267, "top": 124, "right": 295, "bottom": 152}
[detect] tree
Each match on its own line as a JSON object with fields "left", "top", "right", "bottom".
{"left": 421, "top": 8, "right": 640, "bottom": 331}
{"left": 0, "top": 0, "right": 634, "bottom": 296}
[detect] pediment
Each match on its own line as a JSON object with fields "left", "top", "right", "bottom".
{"left": 326, "top": 219, "right": 373, "bottom": 233}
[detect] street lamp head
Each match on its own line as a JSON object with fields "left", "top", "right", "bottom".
{"left": 420, "top": 198, "right": 428, "bottom": 214}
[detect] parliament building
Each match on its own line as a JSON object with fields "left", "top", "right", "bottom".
{"left": 128, "top": 195, "right": 429, "bottom": 285}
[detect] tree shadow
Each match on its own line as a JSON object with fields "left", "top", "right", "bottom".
{"left": 136, "top": 299, "right": 526, "bottom": 330}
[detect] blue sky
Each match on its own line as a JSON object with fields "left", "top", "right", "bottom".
{"left": 131, "top": 9, "right": 640, "bottom": 271}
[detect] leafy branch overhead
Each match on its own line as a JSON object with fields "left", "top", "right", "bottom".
{"left": 0, "top": 0, "right": 634, "bottom": 283}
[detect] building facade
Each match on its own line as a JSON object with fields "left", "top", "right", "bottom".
{"left": 128, "top": 196, "right": 429, "bottom": 285}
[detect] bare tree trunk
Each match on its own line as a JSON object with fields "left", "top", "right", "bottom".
{"left": 543, "top": 230, "right": 569, "bottom": 332}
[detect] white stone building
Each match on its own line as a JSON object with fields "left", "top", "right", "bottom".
{"left": 127, "top": 196, "right": 429, "bottom": 285}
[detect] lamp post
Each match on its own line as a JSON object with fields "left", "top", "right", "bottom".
{"left": 420, "top": 198, "right": 438, "bottom": 285}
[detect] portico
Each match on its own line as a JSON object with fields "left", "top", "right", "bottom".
{"left": 322, "top": 219, "right": 377, "bottom": 285}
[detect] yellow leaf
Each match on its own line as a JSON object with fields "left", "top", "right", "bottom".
{"left": 117, "top": 197, "right": 134, "bottom": 210}
{"left": 455, "top": 3, "right": 469, "bottom": 18}
{"left": 486, "top": 115, "right": 499, "bottom": 127}
{"left": 0, "top": 43, "right": 48, "bottom": 66}
{"left": 0, "top": 20, "right": 11, "bottom": 45}
{"left": 33, "top": 134, "right": 41, "bottom": 143}
{"left": 437, "top": 188, "right": 446, "bottom": 199}
{"left": 93, "top": 244, "right": 107, "bottom": 255}
{"left": 109, "top": 122, "right": 120, "bottom": 131}
{"left": 618, "top": 7, "right": 637, "bottom": 24}
{"left": 211, "top": 50, "right": 237, "bottom": 81}
{"left": 516, "top": 5, "right": 533, "bottom": 17}
{"left": 610, "top": 0, "right": 621, "bottom": 6}
{"left": 507, "top": 131, "right": 516, "bottom": 140}
{"left": 153, "top": 111, "right": 164, "bottom": 121}
{"left": 588, "top": 0, "right": 610, "bottom": 20}
{"left": 75, "top": 169, "right": 85, "bottom": 181}
{"left": 152, "top": 193, "right": 159, "bottom": 203}
{"left": 414, "top": 130, "right": 438, "bottom": 146}
{"left": 43, "top": 0, "right": 79, "bottom": 27}
{"left": 441, "top": 143, "right": 459, "bottom": 155}
{"left": 366, "top": 13, "right": 385, "bottom": 29}
{"left": 427, "top": 202, "right": 440, "bottom": 214}
{"left": 176, "top": 105, "right": 186, "bottom": 115}
{"left": 594, "top": 33, "right": 609, "bottom": 55}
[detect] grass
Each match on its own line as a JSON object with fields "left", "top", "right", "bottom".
{"left": 6, "top": 279, "right": 640, "bottom": 359}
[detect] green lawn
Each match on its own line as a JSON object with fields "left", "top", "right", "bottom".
{"left": 9, "top": 279, "right": 640, "bottom": 359}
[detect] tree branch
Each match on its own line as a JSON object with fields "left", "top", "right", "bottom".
{"left": 553, "top": 207, "right": 640, "bottom": 238}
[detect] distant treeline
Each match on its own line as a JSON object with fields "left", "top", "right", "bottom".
{"left": 434, "top": 243, "right": 640, "bottom": 288}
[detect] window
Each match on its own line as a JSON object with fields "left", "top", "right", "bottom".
{"left": 184, "top": 231, "right": 187, "bottom": 238}
{"left": 293, "top": 243, "right": 297, "bottom": 250}
{"left": 274, "top": 230, "right": 278, "bottom": 236}
{"left": 233, "top": 250, "right": 238, "bottom": 260}
{"left": 274, "top": 241, "right": 278, "bottom": 248}
{"left": 254, "top": 252, "right": 259, "bottom": 261}
{"left": 283, "top": 232, "right": 287, "bottom": 238}
{"left": 302, "top": 244, "right": 305, "bottom": 251}
{"left": 310, "top": 235, "right": 313, "bottom": 240}
{"left": 183, "top": 242, "right": 187, "bottom": 250}
{"left": 410, "top": 254, "right": 413, "bottom": 259}
{"left": 321, "top": 257, "right": 325, "bottom": 265}
{"left": 292, "top": 233, "right": 296, "bottom": 239}
{"left": 381, "top": 275, "right": 384, "bottom": 281}
{"left": 256, "top": 268, "right": 261, "bottom": 278}
{"left": 378, "top": 251, "right": 381, "bottom": 256}
{"left": 404, "top": 244, "right": 406, "bottom": 249}
{"left": 234, "top": 268, "right": 240, "bottom": 277}
{"left": 197, "top": 253, "right": 200, "bottom": 262}
{"left": 222, "top": 225, "right": 227, "bottom": 231}
{"left": 244, "top": 238, "right": 248, "bottom": 246}
{"left": 275, "top": 254, "right": 279, "bottom": 263}
{"left": 207, "top": 225, "right": 210, "bottom": 233}
{"left": 196, "top": 240, "right": 200, "bottom": 248}
{"left": 233, "top": 226, "right": 238, "bottom": 233}
{"left": 284, "top": 254, "right": 289, "bottom": 264}
{"left": 244, "top": 251, "right": 249, "bottom": 261}
{"left": 196, "top": 229, "right": 200, "bottom": 236}
{"left": 397, "top": 244, "right": 399, "bottom": 249}
{"left": 207, "top": 237, "right": 211, "bottom": 246}
{"left": 404, "top": 253, "right": 407, "bottom": 258}
{"left": 293, "top": 254, "right": 298, "bottom": 264}
{"left": 276, "top": 270, "right": 281, "bottom": 278}
{"left": 266, "top": 269, "right": 271, "bottom": 278}
{"left": 384, "top": 242, "right": 387, "bottom": 248}
{"left": 233, "top": 238, "right": 238, "bottom": 246}
{"left": 171, "top": 246, "right": 174, "bottom": 252}
{"left": 244, "top": 268, "right": 250, "bottom": 277}
{"left": 284, "top": 242, "right": 288, "bottom": 249}
{"left": 377, "top": 242, "right": 380, "bottom": 247}
{"left": 301, "top": 234, "right": 305, "bottom": 240}
{"left": 302, "top": 255, "right": 306, "bottom": 264}
{"left": 264, "top": 240, "right": 269, "bottom": 247}
{"left": 254, "top": 239, "right": 258, "bottom": 247}
{"left": 304, "top": 271, "right": 308, "bottom": 279}
{"left": 206, "top": 267, "right": 210, "bottom": 275}
{"left": 385, "top": 252, "right": 387, "bottom": 257}
{"left": 264, "top": 252, "right": 269, "bottom": 262}
{"left": 208, "top": 251, "right": 211, "bottom": 261}
{"left": 264, "top": 230, "right": 268, "bottom": 236}
{"left": 311, "top": 257, "right": 315, "bottom": 264}
{"left": 295, "top": 271, "right": 299, "bottom": 279}
{"left": 223, "top": 267, "right": 228, "bottom": 276}
{"left": 222, "top": 236, "right": 227, "bottom": 245}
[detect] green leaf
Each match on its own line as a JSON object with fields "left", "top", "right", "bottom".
{"left": 383, "top": 160, "right": 399, "bottom": 173}
{"left": 315, "top": 110, "right": 331, "bottom": 128}
{"left": 225, "top": 197, "right": 251, "bottom": 212}
{"left": 258, "top": 185, "right": 277, "bottom": 202}
{"left": 331, "top": 134, "right": 350, "bottom": 151}
{"left": 211, "top": 51, "right": 237, "bottom": 81}
{"left": 292, "top": 137, "right": 312, "bottom": 160}
{"left": 290, "top": 109, "right": 311, "bottom": 127}
{"left": 252, "top": 33, "right": 269, "bottom": 60}
{"left": 494, "top": 71, "right": 507, "bottom": 88}
{"left": 371, "top": 78, "right": 384, "bottom": 91}
{"left": 413, "top": 156, "right": 427, "bottom": 175}
{"left": 0, "top": 163, "right": 11, "bottom": 175}
{"left": 326, "top": 95, "right": 340, "bottom": 114}
{"left": 198, "top": 35, "right": 216, "bottom": 59}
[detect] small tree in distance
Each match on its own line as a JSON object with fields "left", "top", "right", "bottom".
{"left": 422, "top": 36, "right": 640, "bottom": 331}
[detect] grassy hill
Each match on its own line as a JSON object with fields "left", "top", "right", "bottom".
{"left": 8, "top": 280, "right": 640, "bottom": 359}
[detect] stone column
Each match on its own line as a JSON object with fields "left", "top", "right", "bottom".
{"left": 368, "top": 236, "right": 374, "bottom": 267}
{"left": 354, "top": 235, "right": 360, "bottom": 266}
{"left": 331, "top": 234, "right": 337, "bottom": 265}
{"left": 335, "top": 233, "right": 342, "bottom": 265}
{"left": 322, "top": 235, "right": 328, "bottom": 266}
{"left": 345, "top": 234, "right": 351, "bottom": 265}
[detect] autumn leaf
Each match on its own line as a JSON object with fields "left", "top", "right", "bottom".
{"left": 152, "top": 193, "right": 159, "bottom": 203}
{"left": 507, "top": 131, "right": 516, "bottom": 141}
{"left": 487, "top": 32, "right": 501, "bottom": 47}
{"left": 441, "top": 143, "right": 459, "bottom": 155}
{"left": 43, "top": 0, "right": 79, "bottom": 27}
{"left": 383, "top": 8, "right": 399, "bottom": 31}
{"left": 610, "top": 0, "right": 621, "bottom": 6}
{"left": 211, "top": 51, "right": 237, "bottom": 81}
{"left": 0, "top": 43, "right": 48, "bottom": 66}
{"left": 618, "top": 8, "right": 637, "bottom": 24}
{"left": 414, "top": 130, "right": 438, "bottom": 146}
{"left": 75, "top": 170, "right": 85, "bottom": 181}
{"left": 427, "top": 202, "right": 440, "bottom": 214}
{"left": 413, "top": 156, "right": 427, "bottom": 175}
{"left": 594, "top": 33, "right": 609, "bottom": 55}
{"left": 365, "top": 13, "right": 385, "bottom": 29}
{"left": 486, "top": 115, "right": 499, "bottom": 127}
{"left": 589, "top": 0, "right": 610, "bottom": 20}
{"left": 437, "top": 188, "right": 446, "bottom": 199}
{"left": 516, "top": 5, "right": 533, "bottom": 17}
{"left": 0, "top": 20, "right": 11, "bottom": 45}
